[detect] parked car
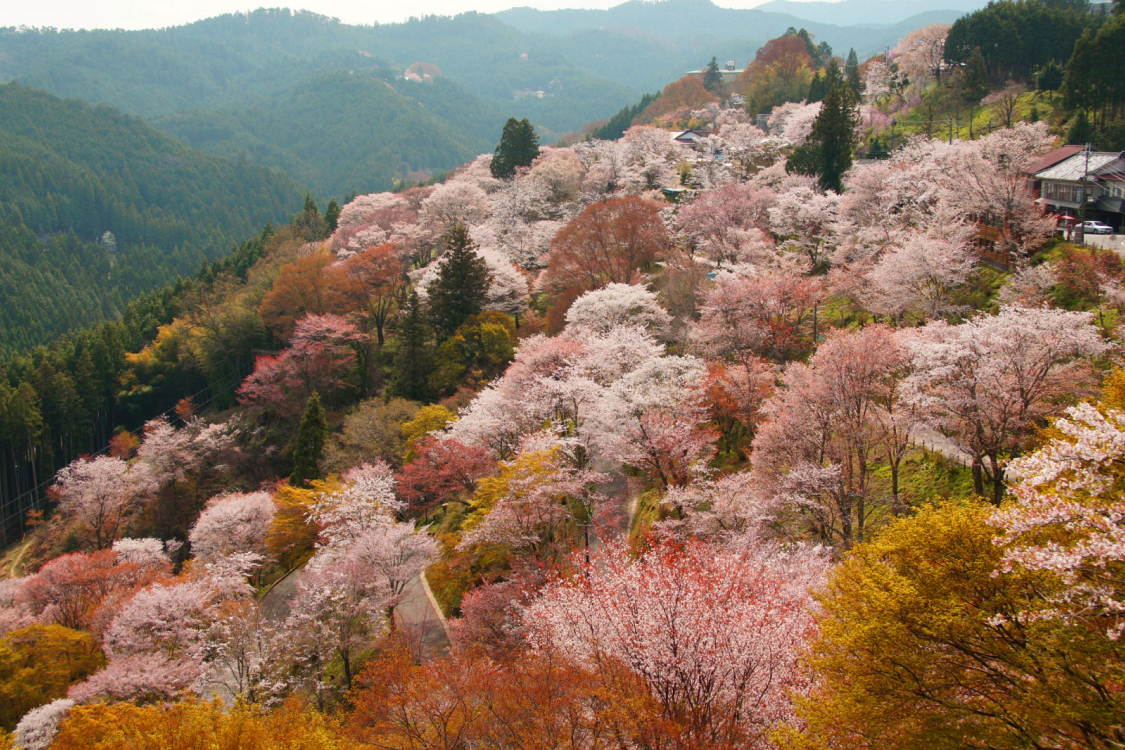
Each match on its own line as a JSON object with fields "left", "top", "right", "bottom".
{"left": 1080, "top": 221, "right": 1114, "bottom": 235}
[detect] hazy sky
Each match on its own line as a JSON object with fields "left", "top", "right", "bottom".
{"left": 1, "top": 0, "right": 795, "bottom": 31}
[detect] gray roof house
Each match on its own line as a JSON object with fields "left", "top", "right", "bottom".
{"left": 1034, "top": 150, "right": 1125, "bottom": 227}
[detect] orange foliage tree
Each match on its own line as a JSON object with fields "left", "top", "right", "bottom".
{"left": 736, "top": 35, "right": 815, "bottom": 113}
{"left": 638, "top": 76, "right": 719, "bottom": 125}
{"left": 50, "top": 697, "right": 345, "bottom": 750}
{"left": 542, "top": 196, "right": 669, "bottom": 330}
{"left": 258, "top": 251, "right": 349, "bottom": 339}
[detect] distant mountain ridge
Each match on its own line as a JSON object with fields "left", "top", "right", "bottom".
{"left": 754, "top": 0, "right": 987, "bottom": 27}
{"left": 498, "top": 0, "right": 967, "bottom": 93}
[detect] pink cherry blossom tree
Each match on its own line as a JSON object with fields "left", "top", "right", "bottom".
{"left": 904, "top": 306, "right": 1108, "bottom": 503}
{"left": 14, "top": 697, "right": 75, "bottom": 750}
{"left": 991, "top": 402, "right": 1125, "bottom": 640}
{"left": 692, "top": 269, "right": 823, "bottom": 365}
{"left": 237, "top": 313, "right": 366, "bottom": 415}
{"left": 52, "top": 456, "right": 154, "bottom": 549}
{"left": 189, "top": 491, "right": 275, "bottom": 564}
{"left": 865, "top": 230, "right": 979, "bottom": 320}
{"left": 459, "top": 447, "right": 607, "bottom": 557}
{"left": 524, "top": 540, "right": 828, "bottom": 750}
{"left": 752, "top": 325, "right": 914, "bottom": 546}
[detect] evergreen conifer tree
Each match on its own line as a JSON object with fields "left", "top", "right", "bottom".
{"left": 491, "top": 118, "right": 541, "bottom": 179}
{"left": 962, "top": 48, "right": 991, "bottom": 103}
{"left": 324, "top": 198, "right": 340, "bottom": 233}
{"left": 702, "top": 57, "right": 723, "bottom": 93}
{"left": 291, "top": 392, "right": 328, "bottom": 488}
{"left": 427, "top": 225, "right": 492, "bottom": 340}
{"left": 810, "top": 82, "right": 858, "bottom": 193}
{"left": 293, "top": 194, "right": 327, "bottom": 241}
{"left": 845, "top": 48, "right": 862, "bottom": 97}
{"left": 393, "top": 290, "right": 435, "bottom": 402}
{"left": 806, "top": 72, "right": 826, "bottom": 103}
{"left": 1066, "top": 110, "right": 1093, "bottom": 145}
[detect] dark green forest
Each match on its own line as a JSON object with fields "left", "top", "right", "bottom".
{"left": 0, "top": 83, "right": 304, "bottom": 351}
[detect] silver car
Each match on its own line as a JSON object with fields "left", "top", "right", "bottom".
{"left": 1081, "top": 221, "right": 1114, "bottom": 235}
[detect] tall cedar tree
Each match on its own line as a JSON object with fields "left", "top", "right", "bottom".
{"left": 806, "top": 71, "right": 827, "bottom": 103}
{"left": 324, "top": 198, "right": 340, "bottom": 233}
{"left": 845, "top": 48, "right": 862, "bottom": 97}
{"left": 702, "top": 57, "right": 723, "bottom": 93}
{"left": 291, "top": 392, "right": 328, "bottom": 488}
{"left": 491, "top": 118, "right": 540, "bottom": 179}
{"left": 293, "top": 194, "right": 328, "bottom": 241}
{"left": 811, "top": 80, "right": 858, "bottom": 193}
{"left": 962, "top": 48, "right": 991, "bottom": 104}
{"left": 428, "top": 225, "right": 492, "bottom": 340}
{"left": 393, "top": 291, "right": 436, "bottom": 403}
{"left": 787, "top": 64, "right": 857, "bottom": 193}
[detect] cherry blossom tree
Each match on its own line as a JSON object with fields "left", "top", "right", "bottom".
{"left": 998, "top": 262, "right": 1058, "bottom": 308}
{"left": 610, "top": 408, "right": 719, "bottom": 489}
{"left": 14, "top": 697, "right": 74, "bottom": 750}
{"left": 284, "top": 561, "right": 389, "bottom": 691}
{"left": 753, "top": 325, "right": 914, "bottom": 546}
{"left": 768, "top": 101, "right": 821, "bottom": 145}
{"left": 23, "top": 550, "right": 165, "bottom": 633}
{"left": 344, "top": 522, "right": 440, "bottom": 605}
{"left": 657, "top": 471, "right": 780, "bottom": 547}
{"left": 904, "top": 307, "right": 1108, "bottom": 503}
{"left": 419, "top": 180, "right": 489, "bottom": 231}
{"left": 692, "top": 269, "right": 823, "bottom": 365}
{"left": 891, "top": 24, "right": 950, "bottom": 90}
{"left": 677, "top": 183, "right": 778, "bottom": 266}
{"left": 111, "top": 538, "right": 172, "bottom": 569}
{"left": 865, "top": 230, "right": 979, "bottom": 320}
{"left": 197, "top": 600, "right": 282, "bottom": 703}
{"left": 52, "top": 456, "right": 153, "bottom": 549}
{"left": 710, "top": 122, "right": 785, "bottom": 181}
{"left": 238, "top": 313, "right": 366, "bottom": 415}
{"left": 564, "top": 283, "right": 671, "bottom": 335}
{"left": 992, "top": 402, "right": 1125, "bottom": 640}
{"left": 768, "top": 185, "right": 839, "bottom": 270}
{"left": 188, "top": 491, "right": 275, "bottom": 563}
{"left": 396, "top": 437, "right": 495, "bottom": 515}
{"left": 524, "top": 541, "right": 827, "bottom": 750}
{"left": 310, "top": 461, "right": 402, "bottom": 552}
{"left": 460, "top": 447, "right": 607, "bottom": 556}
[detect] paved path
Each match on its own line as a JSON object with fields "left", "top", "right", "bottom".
{"left": 911, "top": 427, "right": 972, "bottom": 467}
{"left": 259, "top": 564, "right": 450, "bottom": 661}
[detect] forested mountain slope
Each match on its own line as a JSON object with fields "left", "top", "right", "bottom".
{"left": 0, "top": 83, "right": 303, "bottom": 351}
{"left": 152, "top": 66, "right": 502, "bottom": 198}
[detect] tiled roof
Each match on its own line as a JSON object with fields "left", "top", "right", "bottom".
{"left": 1035, "top": 151, "right": 1122, "bottom": 181}
{"left": 1025, "top": 145, "right": 1084, "bottom": 176}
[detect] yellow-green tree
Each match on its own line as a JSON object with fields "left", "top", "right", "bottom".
{"left": 782, "top": 501, "right": 1125, "bottom": 750}
{"left": 0, "top": 625, "right": 104, "bottom": 730}
{"left": 400, "top": 404, "right": 457, "bottom": 462}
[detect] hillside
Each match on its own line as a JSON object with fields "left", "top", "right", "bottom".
{"left": 153, "top": 67, "right": 504, "bottom": 198}
{"left": 0, "top": 83, "right": 303, "bottom": 351}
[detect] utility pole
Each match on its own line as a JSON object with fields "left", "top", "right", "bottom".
{"left": 1076, "top": 143, "right": 1091, "bottom": 245}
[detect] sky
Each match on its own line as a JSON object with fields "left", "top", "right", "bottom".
{"left": 0, "top": 0, "right": 801, "bottom": 31}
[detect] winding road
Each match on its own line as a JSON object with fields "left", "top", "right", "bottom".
{"left": 259, "top": 565, "right": 450, "bottom": 660}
